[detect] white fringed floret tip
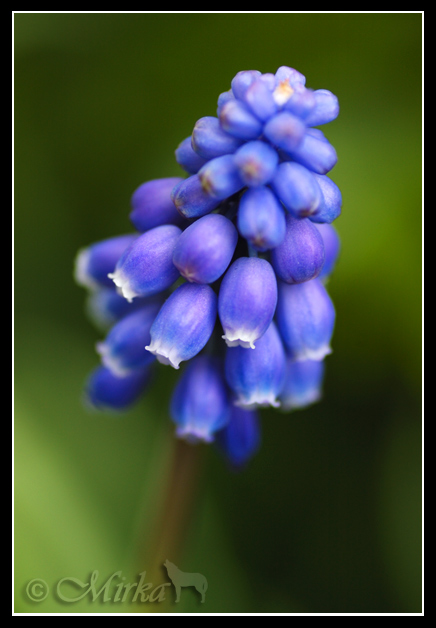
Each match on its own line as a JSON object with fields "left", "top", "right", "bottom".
{"left": 281, "top": 389, "right": 322, "bottom": 411}
{"left": 222, "top": 329, "right": 260, "bottom": 350}
{"left": 295, "top": 344, "right": 332, "bottom": 362}
{"left": 95, "top": 341, "right": 131, "bottom": 378}
{"left": 145, "top": 340, "right": 182, "bottom": 370}
{"left": 175, "top": 425, "right": 214, "bottom": 444}
{"left": 107, "top": 269, "right": 137, "bottom": 303}
{"left": 235, "top": 392, "right": 281, "bottom": 410}
{"left": 74, "top": 248, "right": 98, "bottom": 290}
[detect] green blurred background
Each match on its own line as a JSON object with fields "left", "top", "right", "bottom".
{"left": 14, "top": 13, "right": 422, "bottom": 613}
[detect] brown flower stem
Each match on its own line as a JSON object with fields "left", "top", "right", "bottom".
{"left": 135, "top": 435, "right": 206, "bottom": 610}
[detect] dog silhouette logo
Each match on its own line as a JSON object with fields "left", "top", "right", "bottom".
{"left": 163, "top": 560, "right": 208, "bottom": 603}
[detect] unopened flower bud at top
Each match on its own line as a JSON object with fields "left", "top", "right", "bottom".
{"left": 242, "top": 78, "right": 277, "bottom": 121}
{"left": 279, "top": 358, "right": 325, "bottom": 410}
{"left": 271, "top": 213, "right": 325, "bottom": 284}
{"left": 263, "top": 112, "right": 306, "bottom": 154}
{"left": 304, "top": 89, "right": 339, "bottom": 127}
{"left": 216, "top": 406, "right": 261, "bottom": 469}
{"left": 219, "top": 257, "right": 277, "bottom": 349}
{"left": 217, "top": 90, "right": 235, "bottom": 116}
{"left": 146, "top": 283, "right": 217, "bottom": 369}
{"left": 198, "top": 155, "right": 244, "bottom": 200}
{"left": 225, "top": 321, "right": 286, "bottom": 409}
{"left": 271, "top": 161, "right": 322, "bottom": 218}
{"left": 237, "top": 186, "right": 286, "bottom": 252}
{"left": 218, "top": 99, "right": 263, "bottom": 141}
{"left": 276, "top": 279, "right": 335, "bottom": 361}
{"left": 175, "top": 137, "right": 208, "bottom": 175}
{"left": 309, "top": 174, "right": 342, "bottom": 224}
{"left": 272, "top": 70, "right": 304, "bottom": 107}
{"left": 230, "top": 70, "right": 262, "bottom": 100}
{"left": 172, "top": 214, "right": 238, "bottom": 284}
{"left": 74, "top": 234, "right": 138, "bottom": 291}
{"left": 96, "top": 302, "right": 161, "bottom": 377}
{"left": 191, "top": 116, "right": 243, "bottom": 160}
{"left": 129, "top": 177, "right": 186, "bottom": 232}
{"left": 257, "top": 72, "right": 276, "bottom": 91}
{"left": 171, "top": 174, "right": 221, "bottom": 219}
{"left": 85, "top": 365, "right": 151, "bottom": 412}
{"left": 288, "top": 129, "right": 337, "bottom": 175}
{"left": 108, "top": 224, "right": 181, "bottom": 302}
{"left": 170, "top": 356, "right": 230, "bottom": 443}
{"left": 274, "top": 66, "right": 306, "bottom": 88}
{"left": 233, "top": 141, "right": 279, "bottom": 187}
{"left": 283, "top": 86, "right": 316, "bottom": 120}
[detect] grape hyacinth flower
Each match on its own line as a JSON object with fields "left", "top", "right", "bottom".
{"left": 280, "top": 358, "right": 325, "bottom": 410}
{"left": 85, "top": 288, "right": 159, "bottom": 331}
{"left": 145, "top": 282, "right": 217, "bottom": 369}
{"left": 108, "top": 224, "right": 181, "bottom": 301}
{"left": 85, "top": 365, "right": 152, "bottom": 412}
{"left": 218, "top": 257, "right": 277, "bottom": 349}
{"left": 276, "top": 279, "right": 336, "bottom": 361}
{"left": 225, "top": 321, "right": 286, "bottom": 408}
{"left": 96, "top": 301, "right": 161, "bottom": 376}
{"left": 74, "top": 65, "right": 342, "bottom": 469}
{"left": 170, "top": 356, "right": 230, "bottom": 443}
{"left": 172, "top": 214, "right": 238, "bottom": 284}
{"left": 270, "top": 213, "right": 325, "bottom": 284}
{"left": 130, "top": 177, "right": 186, "bottom": 231}
{"left": 216, "top": 406, "right": 261, "bottom": 469}
{"left": 74, "top": 234, "right": 138, "bottom": 290}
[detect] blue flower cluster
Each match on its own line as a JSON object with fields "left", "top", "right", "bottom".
{"left": 75, "top": 67, "right": 341, "bottom": 469}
